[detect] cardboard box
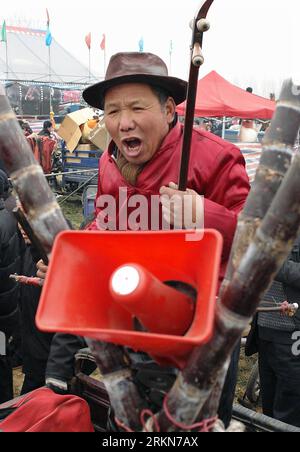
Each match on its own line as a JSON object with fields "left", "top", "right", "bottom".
{"left": 88, "top": 118, "right": 110, "bottom": 151}
{"left": 57, "top": 108, "right": 95, "bottom": 152}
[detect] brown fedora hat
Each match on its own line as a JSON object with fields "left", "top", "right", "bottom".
{"left": 83, "top": 52, "right": 187, "bottom": 110}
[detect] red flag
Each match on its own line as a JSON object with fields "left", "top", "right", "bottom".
{"left": 100, "top": 33, "right": 106, "bottom": 51}
{"left": 46, "top": 8, "right": 50, "bottom": 27}
{"left": 85, "top": 32, "right": 91, "bottom": 50}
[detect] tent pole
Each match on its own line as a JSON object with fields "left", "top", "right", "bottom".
{"left": 222, "top": 116, "right": 226, "bottom": 139}
{"left": 48, "top": 46, "right": 52, "bottom": 113}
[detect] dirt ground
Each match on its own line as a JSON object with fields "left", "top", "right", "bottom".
{"left": 13, "top": 368, "right": 24, "bottom": 397}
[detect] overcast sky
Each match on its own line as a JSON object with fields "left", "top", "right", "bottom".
{"left": 1, "top": 0, "right": 299, "bottom": 97}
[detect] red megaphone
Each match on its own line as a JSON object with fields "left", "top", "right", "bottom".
{"left": 36, "top": 230, "right": 222, "bottom": 368}
{"left": 109, "top": 263, "right": 195, "bottom": 336}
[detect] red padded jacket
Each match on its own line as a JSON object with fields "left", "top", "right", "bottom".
{"left": 88, "top": 123, "right": 250, "bottom": 284}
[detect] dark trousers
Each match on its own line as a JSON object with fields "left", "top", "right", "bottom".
{"left": 218, "top": 342, "right": 241, "bottom": 428}
{"left": 21, "top": 375, "right": 45, "bottom": 396}
{"left": 0, "top": 355, "right": 13, "bottom": 404}
{"left": 258, "top": 339, "right": 300, "bottom": 427}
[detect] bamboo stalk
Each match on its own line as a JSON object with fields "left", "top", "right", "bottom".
{"left": 155, "top": 79, "right": 300, "bottom": 431}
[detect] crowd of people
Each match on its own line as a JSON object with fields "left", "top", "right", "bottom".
{"left": 0, "top": 50, "right": 299, "bottom": 431}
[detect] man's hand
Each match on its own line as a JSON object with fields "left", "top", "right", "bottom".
{"left": 36, "top": 260, "right": 48, "bottom": 281}
{"left": 160, "top": 182, "right": 204, "bottom": 229}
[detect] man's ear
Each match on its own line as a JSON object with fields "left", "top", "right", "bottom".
{"left": 165, "top": 97, "right": 177, "bottom": 124}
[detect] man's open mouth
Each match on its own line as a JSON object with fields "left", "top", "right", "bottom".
{"left": 122, "top": 138, "right": 143, "bottom": 158}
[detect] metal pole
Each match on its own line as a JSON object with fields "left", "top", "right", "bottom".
{"left": 5, "top": 40, "right": 8, "bottom": 80}
{"left": 48, "top": 46, "right": 52, "bottom": 112}
{"left": 104, "top": 49, "right": 106, "bottom": 78}
{"left": 169, "top": 40, "right": 173, "bottom": 76}
{"left": 222, "top": 116, "right": 226, "bottom": 139}
{"left": 58, "top": 172, "right": 99, "bottom": 206}
{"left": 88, "top": 48, "right": 91, "bottom": 82}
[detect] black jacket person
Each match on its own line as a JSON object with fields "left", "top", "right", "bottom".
{"left": 0, "top": 170, "right": 22, "bottom": 403}
{"left": 19, "top": 244, "right": 54, "bottom": 395}
{"left": 247, "top": 235, "right": 300, "bottom": 427}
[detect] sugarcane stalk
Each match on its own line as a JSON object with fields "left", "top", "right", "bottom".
{"left": 199, "top": 79, "right": 300, "bottom": 425}
{"left": 0, "top": 86, "right": 69, "bottom": 252}
{"left": 196, "top": 360, "right": 229, "bottom": 427}
{"left": 157, "top": 308, "right": 245, "bottom": 431}
{"left": 0, "top": 89, "right": 144, "bottom": 431}
{"left": 257, "top": 302, "right": 298, "bottom": 315}
{"left": 221, "top": 79, "right": 300, "bottom": 292}
{"left": 87, "top": 340, "right": 148, "bottom": 431}
{"left": 155, "top": 80, "right": 300, "bottom": 431}
{"left": 9, "top": 274, "right": 44, "bottom": 287}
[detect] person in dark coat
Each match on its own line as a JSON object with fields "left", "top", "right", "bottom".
{"left": 0, "top": 170, "right": 22, "bottom": 403}
{"left": 19, "top": 241, "right": 54, "bottom": 395}
{"left": 21, "top": 217, "right": 75, "bottom": 395}
{"left": 247, "top": 236, "right": 300, "bottom": 427}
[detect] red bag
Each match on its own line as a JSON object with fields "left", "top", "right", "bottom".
{"left": 0, "top": 387, "right": 94, "bottom": 432}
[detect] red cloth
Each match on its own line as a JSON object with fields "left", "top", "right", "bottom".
{"left": 177, "top": 71, "right": 275, "bottom": 119}
{"left": 88, "top": 122, "right": 250, "bottom": 284}
{"left": 39, "top": 137, "right": 56, "bottom": 174}
{"left": 0, "top": 387, "right": 94, "bottom": 432}
{"left": 26, "top": 136, "right": 55, "bottom": 174}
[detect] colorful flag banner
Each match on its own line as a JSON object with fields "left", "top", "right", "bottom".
{"left": 1, "top": 21, "right": 7, "bottom": 43}
{"left": 138, "top": 37, "right": 144, "bottom": 52}
{"left": 45, "top": 27, "right": 52, "bottom": 46}
{"left": 100, "top": 33, "right": 106, "bottom": 51}
{"left": 85, "top": 32, "right": 91, "bottom": 50}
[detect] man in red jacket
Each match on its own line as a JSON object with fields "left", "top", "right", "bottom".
{"left": 82, "top": 52, "right": 250, "bottom": 284}
{"left": 85, "top": 51, "right": 250, "bottom": 427}
{"left": 39, "top": 52, "right": 250, "bottom": 427}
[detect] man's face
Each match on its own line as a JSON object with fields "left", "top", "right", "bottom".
{"left": 104, "top": 83, "right": 176, "bottom": 165}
